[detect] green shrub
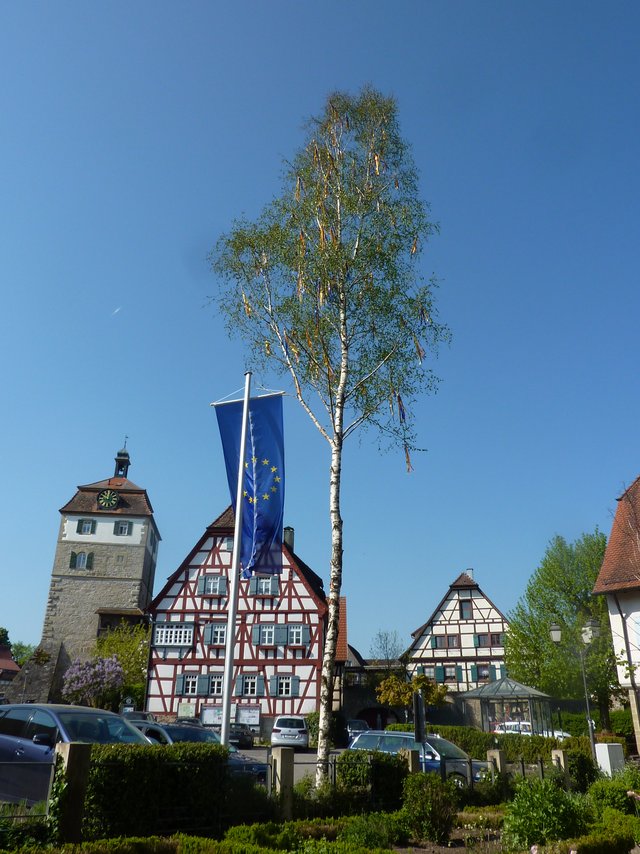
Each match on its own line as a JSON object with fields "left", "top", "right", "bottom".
{"left": 588, "top": 777, "right": 635, "bottom": 817}
{"left": 334, "top": 750, "right": 406, "bottom": 812}
{"left": 566, "top": 748, "right": 599, "bottom": 793}
{"left": 224, "top": 819, "right": 303, "bottom": 849}
{"left": 459, "top": 772, "right": 516, "bottom": 807}
{"left": 502, "top": 778, "right": 589, "bottom": 849}
{"left": 337, "top": 811, "right": 409, "bottom": 849}
{"left": 542, "top": 826, "right": 636, "bottom": 853}
{"left": 0, "top": 813, "right": 52, "bottom": 850}
{"left": 596, "top": 806, "right": 640, "bottom": 843}
{"left": 401, "top": 773, "right": 458, "bottom": 843}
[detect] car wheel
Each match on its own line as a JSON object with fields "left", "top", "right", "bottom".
{"left": 448, "top": 772, "right": 468, "bottom": 789}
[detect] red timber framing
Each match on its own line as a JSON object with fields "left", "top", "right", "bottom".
{"left": 145, "top": 507, "right": 327, "bottom": 732}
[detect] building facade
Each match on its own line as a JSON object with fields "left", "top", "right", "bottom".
{"left": 146, "top": 508, "right": 327, "bottom": 735}
{"left": 405, "top": 570, "right": 509, "bottom": 692}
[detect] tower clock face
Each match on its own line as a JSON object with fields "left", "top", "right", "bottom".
{"left": 97, "top": 489, "right": 119, "bottom": 510}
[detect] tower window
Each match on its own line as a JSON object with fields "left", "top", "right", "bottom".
{"left": 70, "top": 551, "right": 94, "bottom": 570}
{"left": 114, "top": 520, "right": 133, "bottom": 537}
{"left": 76, "top": 519, "right": 96, "bottom": 535}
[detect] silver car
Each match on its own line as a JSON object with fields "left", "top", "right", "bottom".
{"left": 270, "top": 715, "right": 309, "bottom": 750}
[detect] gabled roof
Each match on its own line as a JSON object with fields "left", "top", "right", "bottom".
{"left": 0, "top": 645, "right": 20, "bottom": 676}
{"left": 594, "top": 476, "right": 640, "bottom": 594}
{"left": 150, "top": 506, "right": 326, "bottom": 610}
{"left": 408, "top": 571, "right": 505, "bottom": 642}
{"left": 60, "top": 476, "right": 154, "bottom": 517}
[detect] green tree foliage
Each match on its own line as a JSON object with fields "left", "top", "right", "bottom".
{"left": 212, "top": 87, "right": 447, "bottom": 783}
{"left": 10, "top": 642, "right": 35, "bottom": 666}
{"left": 505, "top": 531, "right": 619, "bottom": 729}
{"left": 93, "top": 621, "right": 151, "bottom": 709}
{"left": 0, "top": 628, "right": 9, "bottom": 647}
{"left": 376, "top": 672, "right": 447, "bottom": 711}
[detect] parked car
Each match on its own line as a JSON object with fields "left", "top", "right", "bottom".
{"left": 130, "top": 721, "right": 267, "bottom": 783}
{"left": 492, "top": 721, "right": 572, "bottom": 740}
{"left": 347, "top": 730, "right": 488, "bottom": 787}
{"left": 0, "top": 703, "right": 150, "bottom": 805}
{"left": 122, "top": 710, "right": 156, "bottom": 722}
{"left": 346, "top": 719, "right": 370, "bottom": 742}
{"left": 270, "top": 715, "right": 309, "bottom": 750}
{"left": 229, "top": 722, "right": 255, "bottom": 749}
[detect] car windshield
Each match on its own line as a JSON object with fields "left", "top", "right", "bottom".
{"left": 58, "top": 711, "right": 148, "bottom": 744}
{"left": 277, "top": 718, "right": 305, "bottom": 729}
{"left": 425, "top": 736, "right": 469, "bottom": 760}
{"left": 164, "top": 726, "right": 220, "bottom": 744}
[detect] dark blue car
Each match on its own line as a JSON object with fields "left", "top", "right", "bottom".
{"left": 0, "top": 703, "right": 149, "bottom": 805}
{"left": 347, "top": 730, "right": 488, "bottom": 786}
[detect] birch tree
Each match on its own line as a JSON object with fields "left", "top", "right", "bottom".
{"left": 211, "top": 87, "right": 448, "bottom": 783}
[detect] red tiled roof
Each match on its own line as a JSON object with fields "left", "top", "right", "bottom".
{"left": 594, "top": 476, "right": 640, "bottom": 594}
{"left": 335, "top": 597, "right": 348, "bottom": 662}
{"left": 450, "top": 572, "right": 479, "bottom": 589}
{"left": 0, "top": 645, "right": 20, "bottom": 675}
{"left": 59, "top": 476, "right": 154, "bottom": 516}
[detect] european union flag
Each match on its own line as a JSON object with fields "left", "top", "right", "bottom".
{"left": 215, "top": 393, "right": 285, "bottom": 577}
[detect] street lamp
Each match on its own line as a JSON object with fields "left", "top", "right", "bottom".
{"left": 549, "top": 619, "right": 600, "bottom": 761}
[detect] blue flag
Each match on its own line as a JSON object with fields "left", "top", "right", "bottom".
{"left": 215, "top": 393, "right": 285, "bottom": 577}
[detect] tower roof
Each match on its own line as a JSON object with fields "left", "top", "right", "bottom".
{"left": 59, "top": 449, "right": 154, "bottom": 516}
{"left": 594, "top": 476, "right": 640, "bottom": 594}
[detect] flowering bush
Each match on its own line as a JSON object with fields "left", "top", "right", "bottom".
{"left": 62, "top": 656, "right": 124, "bottom": 708}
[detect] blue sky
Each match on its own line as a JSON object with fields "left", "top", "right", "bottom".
{"left": 2, "top": 1, "right": 639, "bottom": 655}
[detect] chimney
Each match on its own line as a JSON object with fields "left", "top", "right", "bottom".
{"left": 283, "top": 527, "right": 294, "bottom": 552}
{"left": 466, "top": 567, "right": 474, "bottom": 580}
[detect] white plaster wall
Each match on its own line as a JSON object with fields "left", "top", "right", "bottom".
{"left": 607, "top": 593, "right": 640, "bottom": 688}
{"left": 63, "top": 515, "right": 144, "bottom": 545}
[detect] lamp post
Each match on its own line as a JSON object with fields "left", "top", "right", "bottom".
{"left": 549, "top": 619, "right": 600, "bottom": 761}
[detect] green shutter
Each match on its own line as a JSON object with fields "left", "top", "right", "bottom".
{"left": 417, "top": 665, "right": 425, "bottom": 676}
{"left": 76, "top": 520, "right": 83, "bottom": 534}
{"left": 470, "top": 664, "right": 478, "bottom": 681}
{"left": 456, "top": 665, "right": 463, "bottom": 681}
{"left": 86, "top": 552, "right": 94, "bottom": 569}
{"left": 269, "top": 576, "right": 279, "bottom": 595}
{"left": 275, "top": 626, "right": 288, "bottom": 644}
{"left": 473, "top": 634, "right": 479, "bottom": 648}
{"left": 197, "top": 675, "right": 209, "bottom": 695}
{"left": 430, "top": 636, "right": 437, "bottom": 649}
{"left": 175, "top": 675, "right": 185, "bottom": 695}
{"left": 203, "top": 624, "right": 213, "bottom": 644}
{"left": 435, "top": 665, "right": 445, "bottom": 684}
{"left": 269, "top": 676, "right": 278, "bottom": 695}
{"left": 113, "top": 522, "right": 120, "bottom": 535}
{"left": 90, "top": 519, "right": 96, "bottom": 534}
{"left": 301, "top": 626, "right": 311, "bottom": 645}
{"left": 219, "top": 577, "right": 228, "bottom": 595}
{"left": 291, "top": 676, "right": 300, "bottom": 697}
{"left": 69, "top": 552, "right": 77, "bottom": 568}
{"left": 256, "top": 675, "right": 265, "bottom": 696}
{"left": 248, "top": 577, "right": 258, "bottom": 595}
{"left": 252, "top": 626, "right": 261, "bottom": 645}
{"left": 234, "top": 677, "right": 243, "bottom": 696}
{"left": 490, "top": 665, "right": 497, "bottom": 682}
{"left": 197, "top": 577, "right": 205, "bottom": 595}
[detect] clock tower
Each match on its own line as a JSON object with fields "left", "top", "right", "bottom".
{"left": 11, "top": 448, "right": 161, "bottom": 702}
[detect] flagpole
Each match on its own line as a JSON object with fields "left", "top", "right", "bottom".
{"left": 220, "top": 370, "right": 252, "bottom": 747}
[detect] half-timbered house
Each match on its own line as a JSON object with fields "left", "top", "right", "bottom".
{"left": 146, "top": 508, "right": 327, "bottom": 735}
{"left": 405, "top": 570, "right": 509, "bottom": 692}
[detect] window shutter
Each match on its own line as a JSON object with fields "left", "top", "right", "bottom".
{"left": 252, "top": 626, "right": 261, "bottom": 645}
{"left": 269, "top": 576, "right": 279, "bottom": 595}
{"left": 291, "top": 676, "right": 300, "bottom": 697}
{"left": 234, "top": 677, "right": 243, "bottom": 696}
{"left": 203, "top": 624, "right": 213, "bottom": 645}
{"left": 430, "top": 636, "right": 437, "bottom": 649}
{"left": 176, "top": 675, "right": 185, "bottom": 695}
{"left": 301, "top": 625, "right": 311, "bottom": 645}
{"left": 269, "top": 676, "right": 278, "bottom": 695}
{"left": 86, "top": 553, "right": 94, "bottom": 569}
{"left": 197, "top": 675, "right": 209, "bottom": 695}
{"left": 127, "top": 521, "right": 133, "bottom": 535}
{"left": 435, "top": 665, "right": 445, "bottom": 683}
{"left": 417, "top": 665, "right": 425, "bottom": 676}
{"left": 470, "top": 664, "right": 478, "bottom": 681}
{"left": 90, "top": 520, "right": 96, "bottom": 533}
{"left": 219, "top": 577, "right": 228, "bottom": 595}
{"left": 489, "top": 665, "right": 497, "bottom": 682}
{"left": 76, "top": 520, "right": 83, "bottom": 534}
{"left": 456, "top": 665, "right": 463, "bottom": 681}
{"left": 113, "top": 521, "right": 120, "bottom": 535}
{"left": 256, "top": 675, "right": 265, "bottom": 696}
{"left": 248, "top": 577, "right": 258, "bottom": 595}
{"left": 69, "top": 552, "right": 77, "bottom": 568}
{"left": 197, "top": 577, "right": 205, "bottom": 595}
{"left": 473, "top": 634, "right": 479, "bottom": 648}
{"left": 275, "top": 626, "right": 288, "bottom": 645}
